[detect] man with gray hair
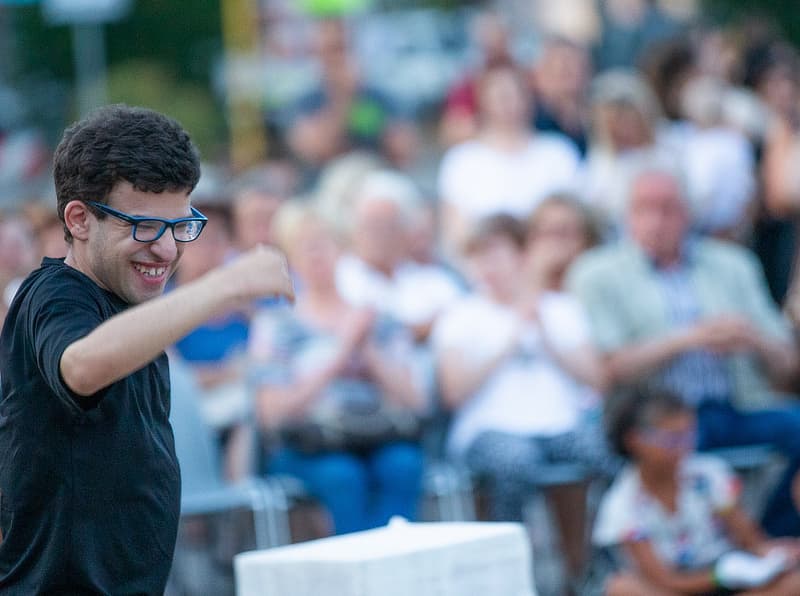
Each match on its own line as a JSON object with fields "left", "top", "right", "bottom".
{"left": 569, "top": 166, "right": 800, "bottom": 535}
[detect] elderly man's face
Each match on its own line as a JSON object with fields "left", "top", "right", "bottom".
{"left": 627, "top": 172, "right": 689, "bottom": 265}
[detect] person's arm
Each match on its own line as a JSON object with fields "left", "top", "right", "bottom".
{"left": 723, "top": 504, "right": 800, "bottom": 564}
{"left": 529, "top": 299, "right": 609, "bottom": 393}
{"left": 542, "top": 340, "right": 609, "bottom": 394}
{"left": 762, "top": 117, "right": 800, "bottom": 218}
{"left": 362, "top": 341, "right": 424, "bottom": 411}
{"left": 605, "top": 328, "right": 700, "bottom": 386}
{"left": 255, "top": 308, "right": 373, "bottom": 427}
{"left": 721, "top": 505, "right": 770, "bottom": 554}
{"left": 437, "top": 337, "right": 518, "bottom": 410}
{"left": 256, "top": 355, "right": 350, "bottom": 428}
{"left": 624, "top": 540, "right": 718, "bottom": 594}
{"left": 60, "top": 246, "right": 293, "bottom": 397}
{"left": 750, "top": 331, "right": 799, "bottom": 389}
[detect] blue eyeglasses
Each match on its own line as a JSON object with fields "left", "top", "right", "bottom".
{"left": 86, "top": 201, "right": 208, "bottom": 243}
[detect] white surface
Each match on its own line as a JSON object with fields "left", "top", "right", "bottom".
{"left": 235, "top": 519, "right": 537, "bottom": 596}
{"left": 438, "top": 134, "right": 581, "bottom": 221}
{"left": 715, "top": 549, "right": 790, "bottom": 590}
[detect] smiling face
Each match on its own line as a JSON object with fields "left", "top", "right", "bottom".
{"left": 70, "top": 181, "right": 192, "bottom": 305}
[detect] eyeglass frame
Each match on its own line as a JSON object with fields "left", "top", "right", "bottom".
{"left": 85, "top": 200, "right": 208, "bottom": 243}
{"left": 638, "top": 425, "right": 697, "bottom": 451}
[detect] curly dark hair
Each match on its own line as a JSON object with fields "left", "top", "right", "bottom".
{"left": 604, "top": 383, "right": 689, "bottom": 459}
{"left": 53, "top": 104, "right": 201, "bottom": 242}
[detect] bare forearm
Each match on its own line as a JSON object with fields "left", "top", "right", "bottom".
{"left": 650, "top": 569, "right": 716, "bottom": 594}
{"left": 627, "top": 541, "right": 716, "bottom": 593}
{"left": 607, "top": 330, "right": 695, "bottom": 385}
{"left": 539, "top": 335, "right": 608, "bottom": 393}
{"left": 60, "top": 273, "right": 235, "bottom": 396}
{"left": 257, "top": 359, "right": 346, "bottom": 426}
{"left": 61, "top": 245, "right": 293, "bottom": 397}
{"left": 438, "top": 346, "right": 513, "bottom": 409}
{"left": 723, "top": 507, "right": 768, "bottom": 553}
{"left": 753, "top": 336, "right": 799, "bottom": 387}
{"left": 364, "top": 347, "right": 423, "bottom": 410}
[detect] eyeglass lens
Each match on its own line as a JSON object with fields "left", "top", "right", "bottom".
{"left": 133, "top": 220, "right": 204, "bottom": 242}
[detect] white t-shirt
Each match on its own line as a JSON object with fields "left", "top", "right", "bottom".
{"left": 593, "top": 455, "right": 739, "bottom": 570}
{"left": 679, "top": 124, "right": 755, "bottom": 232}
{"left": 437, "top": 133, "right": 581, "bottom": 221}
{"left": 336, "top": 254, "right": 462, "bottom": 326}
{"left": 432, "top": 292, "right": 593, "bottom": 456}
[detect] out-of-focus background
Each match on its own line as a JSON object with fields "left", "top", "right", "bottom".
{"left": 7, "top": 1, "right": 800, "bottom": 595}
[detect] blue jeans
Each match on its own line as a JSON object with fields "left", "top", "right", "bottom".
{"left": 697, "top": 401, "right": 800, "bottom": 537}
{"left": 268, "top": 442, "right": 424, "bottom": 535}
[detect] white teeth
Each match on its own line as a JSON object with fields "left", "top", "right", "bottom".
{"left": 134, "top": 264, "right": 166, "bottom": 278}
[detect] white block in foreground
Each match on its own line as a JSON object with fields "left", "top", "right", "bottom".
{"left": 235, "top": 518, "right": 537, "bottom": 596}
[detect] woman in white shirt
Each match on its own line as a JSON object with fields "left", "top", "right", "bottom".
{"left": 437, "top": 64, "right": 582, "bottom": 261}
{"left": 433, "top": 199, "right": 615, "bottom": 576}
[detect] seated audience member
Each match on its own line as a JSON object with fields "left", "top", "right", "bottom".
{"left": 437, "top": 63, "right": 581, "bottom": 261}
{"left": 597, "top": 385, "right": 800, "bottom": 596}
{"left": 529, "top": 36, "right": 592, "bottom": 156}
{"left": 524, "top": 194, "right": 608, "bottom": 401}
{"left": 569, "top": 167, "right": 800, "bottom": 536}
{"left": 250, "top": 203, "right": 425, "bottom": 535}
{"left": 432, "top": 214, "right": 614, "bottom": 573}
{"left": 437, "top": 9, "right": 516, "bottom": 148}
{"left": 336, "top": 170, "right": 462, "bottom": 342}
{"left": 229, "top": 163, "right": 298, "bottom": 252}
{"left": 284, "top": 19, "right": 417, "bottom": 172}
{"left": 582, "top": 69, "right": 678, "bottom": 233}
{"left": 675, "top": 75, "right": 757, "bottom": 239}
{"left": 335, "top": 172, "right": 463, "bottom": 398}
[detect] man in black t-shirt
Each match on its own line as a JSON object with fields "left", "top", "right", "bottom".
{"left": 0, "top": 105, "right": 294, "bottom": 595}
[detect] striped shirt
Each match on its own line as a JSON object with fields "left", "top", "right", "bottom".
{"left": 654, "top": 262, "right": 732, "bottom": 406}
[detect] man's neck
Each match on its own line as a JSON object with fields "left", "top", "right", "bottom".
{"left": 64, "top": 247, "right": 107, "bottom": 292}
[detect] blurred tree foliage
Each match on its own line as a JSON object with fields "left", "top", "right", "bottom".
{"left": 11, "top": 0, "right": 225, "bottom": 156}
{"left": 703, "top": 0, "right": 800, "bottom": 47}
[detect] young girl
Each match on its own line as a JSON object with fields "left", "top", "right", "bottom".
{"left": 594, "top": 386, "right": 800, "bottom": 595}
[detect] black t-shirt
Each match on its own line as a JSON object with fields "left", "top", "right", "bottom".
{"left": 0, "top": 258, "right": 181, "bottom": 595}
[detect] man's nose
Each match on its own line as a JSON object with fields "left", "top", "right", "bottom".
{"left": 149, "top": 228, "right": 179, "bottom": 261}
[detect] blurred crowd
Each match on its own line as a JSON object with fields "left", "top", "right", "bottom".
{"left": 9, "top": 1, "right": 800, "bottom": 594}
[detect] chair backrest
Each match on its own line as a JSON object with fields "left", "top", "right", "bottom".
{"left": 168, "top": 357, "right": 227, "bottom": 496}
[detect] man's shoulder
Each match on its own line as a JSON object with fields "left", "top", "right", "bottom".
{"left": 19, "top": 259, "right": 97, "bottom": 302}
{"left": 570, "top": 243, "right": 640, "bottom": 283}
{"left": 11, "top": 259, "right": 118, "bottom": 327}
{"left": 694, "top": 237, "right": 760, "bottom": 271}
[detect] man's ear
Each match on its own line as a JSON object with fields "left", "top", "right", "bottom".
{"left": 63, "top": 200, "right": 92, "bottom": 241}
